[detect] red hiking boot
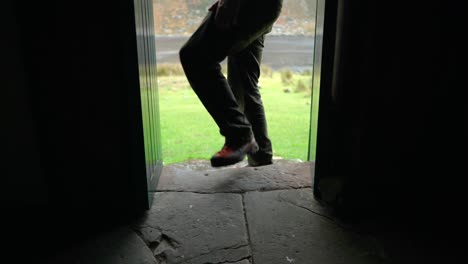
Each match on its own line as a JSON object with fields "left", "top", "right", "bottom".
{"left": 210, "top": 138, "right": 259, "bottom": 167}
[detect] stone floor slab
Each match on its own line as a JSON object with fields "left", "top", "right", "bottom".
{"left": 231, "top": 260, "right": 250, "bottom": 264}
{"left": 157, "top": 160, "right": 313, "bottom": 193}
{"left": 245, "top": 189, "right": 387, "bottom": 264}
{"left": 49, "top": 227, "right": 156, "bottom": 264}
{"left": 133, "top": 192, "right": 250, "bottom": 264}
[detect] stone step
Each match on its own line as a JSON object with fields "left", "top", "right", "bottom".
{"left": 157, "top": 159, "right": 314, "bottom": 193}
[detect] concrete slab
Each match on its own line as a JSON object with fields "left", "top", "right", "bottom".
{"left": 48, "top": 227, "right": 157, "bottom": 264}
{"left": 245, "top": 189, "right": 387, "bottom": 264}
{"left": 157, "top": 160, "right": 313, "bottom": 193}
{"left": 133, "top": 192, "right": 251, "bottom": 264}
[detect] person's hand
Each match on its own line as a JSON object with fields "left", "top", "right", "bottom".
{"left": 209, "top": 0, "right": 241, "bottom": 31}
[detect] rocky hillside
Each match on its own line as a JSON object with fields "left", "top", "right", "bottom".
{"left": 153, "top": 0, "right": 317, "bottom": 36}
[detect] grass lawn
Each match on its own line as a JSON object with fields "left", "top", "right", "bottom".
{"left": 157, "top": 69, "right": 315, "bottom": 164}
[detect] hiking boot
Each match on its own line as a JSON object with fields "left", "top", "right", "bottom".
{"left": 211, "top": 138, "right": 259, "bottom": 167}
{"left": 247, "top": 152, "right": 273, "bottom": 167}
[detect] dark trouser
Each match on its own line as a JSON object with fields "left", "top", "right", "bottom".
{"left": 179, "top": 0, "right": 282, "bottom": 159}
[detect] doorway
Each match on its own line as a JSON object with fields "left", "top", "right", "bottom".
{"left": 142, "top": 0, "right": 324, "bottom": 166}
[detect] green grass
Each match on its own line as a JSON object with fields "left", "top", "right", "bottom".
{"left": 157, "top": 68, "right": 316, "bottom": 164}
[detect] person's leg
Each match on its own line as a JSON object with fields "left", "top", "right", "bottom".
{"left": 179, "top": 1, "right": 282, "bottom": 166}
{"left": 227, "top": 35, "right": 273, "bottom": 166}
{"left": 179, "top": 12, "right": 252, "bottom": 143}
